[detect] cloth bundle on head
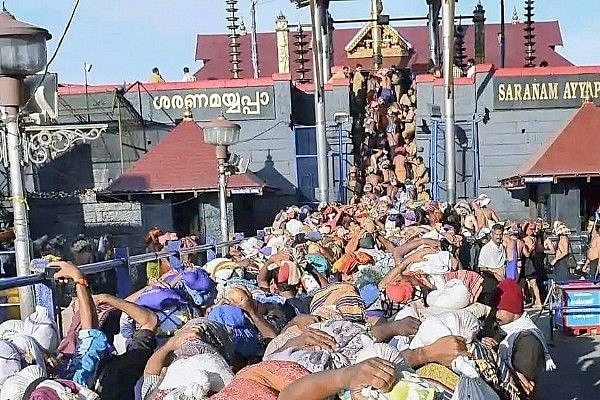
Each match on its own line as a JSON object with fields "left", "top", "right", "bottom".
{"left": 22, "top": 306, "right": 60, "bottom": 353}
{"left": 358, "top": 233, "right": 376, "bottom": 250}
{"left": 158, "top": 232, "right": 178, "bottom": 246}
{"left": 155, "top": 353, "right": 234, "bottom": 400}
{"left": 207, "top": 305, "right": 262, "bottom": 359}
{"left": 359, "top": 283, "right": 381, "bottom": 309}
{"left": 0, "top": 339, "right": 22, "bottom": 385}
{"left": 203, "top": 259, "right": 242, "bottom": 292}
{"left": 476, "top": 194, "right": 491, "bottom": 207}
{"left": 333, "top": 253, "right": 359, "bottom": 275}
{"left": 0, "top": 309, "right": 57, "bottom": 353}
{"left": 177, "top": 318, "right": 235, "bottom": 364}
{"left": 410, "top": 310, "right": 480, "bottom": 350}
{"left": 181, "top": 268, "right": 215, "bottom": 292}
{"left": 267, "top": 320, "right": 367, "bottom": 372}
{"left": 285, "top": 219, "right": 304, "bottom": 236}
{"left": 277, "top": 260, "right": 302, "bottom": 286}
{"left": 0, "top": 319, "right": 23, "bottom": 341}
{"left": 1, "top": 365, "right": 99, "bottom": 400}
{"left": 553, "top": 221, "right": 571, "bottom": 236}
{"left": 135, "top": 286, "right": 186, "bottom": 311}
{"left": 239, "top": 238, "right": 264, "bottom": 258}
{"left": 403, "top": 210, "right": 418, "bottom": 227}
{"left": 379, "top": 282, "right": 420, "bottom": 319}
{"left": 454, "top": 201, "right": 472, "bottom": 214}
{"left": 406, "top": 251, "right": 451, "bottom": 277}
{"left": 8, "top": 334, "right": 47, "bottom": 375}
{"left": 306, "top": 253, "right": 330, "bottom": 274}
{"left": 442, "top": 270, "right": 484, "bottom": 303}
{"left": 333, "top": 252, "right": 374, "bottom": 276}
{"left": 423, "top": 200, "right": 439, "bottom": 213}
{"left": 310, "top": 282, "right": 366, "bottom": 323}
{"left": 210, "top": 361, "right": 310, "bottom": 400}
{"left": 427, "top": 279, "right": 471, "bottom": 310}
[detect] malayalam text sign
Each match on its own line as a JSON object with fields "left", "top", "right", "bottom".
{"left": 150, "top": 86, "right": 275, "bottom": 121}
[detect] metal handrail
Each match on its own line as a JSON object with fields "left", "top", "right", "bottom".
{"left": 0, "top": 273, "right": 45, "bottom": 291}
{"left": 0, "top": 238, "right": 245, "bottom": 293}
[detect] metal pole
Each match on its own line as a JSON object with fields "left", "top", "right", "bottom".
{"left": 250, "top": 0, "right": 259, "bottom": 79}
{"left": 310, "top": 0, "right": 329, "bottom": 203}
{"left": 217, "top": 146, "right": 229, "bottom": 256}
{"left": 1, "top": 76, "right": 35, "bottom": 318}
{"left": 500, "top": 0, "right": 506, "bottom": 68}
{"left": 84, "top": 63, "right": 90, "bottom": 123}
{"left": 117, "top": 99, "right": 125, "bottom": 174}
{"left": 427, "top": 0, "right": 442, "bottom": 68}
{"left": 321, "top": 9, "right": 331, "bottom": 82}
{"left": 371, "top": 0, "right": 382, "bottom": 69}
{"left": 442, "top": 0, "right": 456, "bottom": 203}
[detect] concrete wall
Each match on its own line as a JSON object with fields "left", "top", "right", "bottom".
{"left": 416, "top": 69, "right": 582, "bottom": 220}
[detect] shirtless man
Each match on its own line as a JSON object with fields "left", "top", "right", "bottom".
{"left": 454, "top": 201, "right": 479, "bottom": 234}
{"left": 411, "top": 156, "right": 429, "bottom": 193}
{"left": 474, "top": 194, "right": 500, "bottom": 229}
{"left": 402, "top": 105, "right": 416, "bottom": 142}
{"left": 393, "top": 147, "right": 408, "bottom": 183}
{"left": 386, "top": 105, "right": 402, "bottom": 149}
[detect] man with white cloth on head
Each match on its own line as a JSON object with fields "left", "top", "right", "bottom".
{"left": 478, "top": 223, "right": 506, "bottom": 281}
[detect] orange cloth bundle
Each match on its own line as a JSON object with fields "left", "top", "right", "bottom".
{"left": 385, "top": 281, "right": 415, "bottom": 303}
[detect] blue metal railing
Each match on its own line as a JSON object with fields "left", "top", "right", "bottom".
{"left": 0, "top": 233, "right": 256, "bottom": 326}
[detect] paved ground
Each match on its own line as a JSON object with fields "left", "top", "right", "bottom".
{"left": 533, "top": 311, "right": 600, "bottom": 400}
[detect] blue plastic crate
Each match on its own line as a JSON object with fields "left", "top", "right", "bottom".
{"left": 561, "top": 286, "right": 600, "bottom": 328}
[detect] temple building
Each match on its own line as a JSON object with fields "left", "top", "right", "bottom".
{"left": 194, "top": 14, "right": 571, "bottom": 81}
{"left": 12, "top": 2, "right": 592, "bottom": 252}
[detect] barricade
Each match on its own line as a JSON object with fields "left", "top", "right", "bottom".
{"left": 0, "top": 231, "right": 260, "bottom": 333}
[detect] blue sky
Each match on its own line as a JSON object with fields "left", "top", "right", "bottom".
{"left": 5, "top": 0, "right": 599, "bottom": 84}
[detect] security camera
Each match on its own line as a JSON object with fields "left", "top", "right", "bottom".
{"left": 334, "top": 112, "right": 350, "bottom": 124}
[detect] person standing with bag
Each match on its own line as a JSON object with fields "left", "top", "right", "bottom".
{"left": 550, "top": 221, "right": 574, "bottom": 283}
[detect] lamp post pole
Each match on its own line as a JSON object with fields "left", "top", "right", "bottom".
{"left": 0, "top": 77, "right": 35, "bottom": 317}
{"left": 216, "top": 145, "right": 229, "bottom": 256}
{"left": 202, "top": 113, "right": 240, "bottom": 257}
{"left": 0, "top": 7, "right": 52, "bottom": 318}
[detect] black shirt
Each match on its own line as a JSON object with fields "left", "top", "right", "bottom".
{"left": 96, "top": 329, "right": 157, "bottom": 400}
{"left": 512, "top": 331, "right": 545, "bottom": 381}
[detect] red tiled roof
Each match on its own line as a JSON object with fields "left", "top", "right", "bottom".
{"left": 512, "top": 103, "right": 600, "bottom": 179}
{"left": 105, "top": 120, "right": 265, "bottom": 194}
{"left": 194, "top": 21, "right": 572, "bottom": 80}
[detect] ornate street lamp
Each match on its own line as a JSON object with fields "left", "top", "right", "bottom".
{"left": 0, "top": 6, "right": 51, "bottom": 318}
{"left": 203, "top": 114, "right": 240, "bottom": 255}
